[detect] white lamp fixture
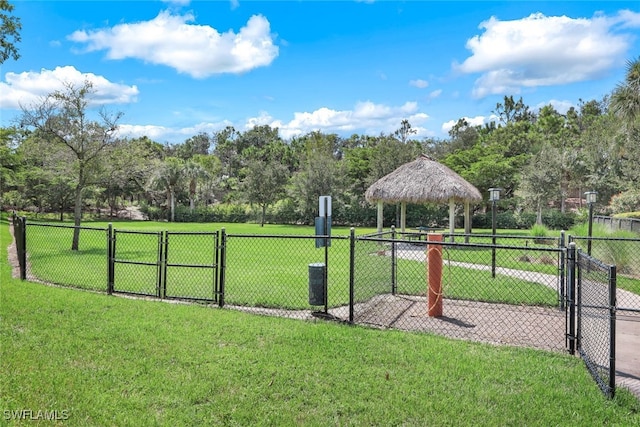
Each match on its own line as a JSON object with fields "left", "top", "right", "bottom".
{"left": 585, "top": 191, "right": 597, "bottom": 205}
{"left": 488, "top": 188, "right": 501, "bottom": 202}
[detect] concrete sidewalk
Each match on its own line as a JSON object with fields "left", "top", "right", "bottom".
{"left": 616, "top": 315, "right": 640, "bottom": 399}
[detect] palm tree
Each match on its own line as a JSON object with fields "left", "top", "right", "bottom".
{"left": 148, "top": 157, "right": 184, "bottom": 222}
{"left": 611, "top": 57, "right": 640, "bottom": 127}
{"left": 183, "top": 160, "right": 210, "bottom": 213}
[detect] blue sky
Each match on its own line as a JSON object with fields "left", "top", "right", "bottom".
{"left": 2, "top": 1, "right": 640, "bottom": 144}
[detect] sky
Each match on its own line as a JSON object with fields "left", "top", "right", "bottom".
{"left": 1, "top": 1, "right": 640, "bottom": 145}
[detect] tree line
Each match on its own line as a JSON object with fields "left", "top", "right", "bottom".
{"left": 1, "top": 59, "right": 639, "bottom": 242}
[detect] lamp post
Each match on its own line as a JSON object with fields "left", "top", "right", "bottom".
{"left": 585, "top": 191, "right": 597, "bottom": 255}
{"left": 489, "top": 188, "right": 501, "bottom": 278}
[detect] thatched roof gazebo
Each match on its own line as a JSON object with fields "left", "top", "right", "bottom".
{"left": 365, "top": 154, "right": 482, "bottom": 236}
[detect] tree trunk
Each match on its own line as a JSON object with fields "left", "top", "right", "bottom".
{"left": 190, "top": 196, "right": 195, "bottom": 213}
{"left": 72, "top": 186, "right": 82, "bottom": 250}
{"left": 261, "top": 204, "right": 266, "bottom": 227}
{"left": 170, "top": 187, "right": 176, "bottom": 222}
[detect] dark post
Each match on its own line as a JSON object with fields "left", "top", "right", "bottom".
{"left": 608, "top": 264, "right": 617, "bottom": 398}
{"left": 492, "top": 200, "right": 497, "bottom": 278}
{"left": 349, "top": 228, "right": 355, "bottom": 324}
{"left": 323, "top": 197, "right": 329, "bottom": 314}
{"left": 219, "top": 228, "right": 226, "bottom": 308}
{"left": 162, "top": 231, "right": 168, "bottom": 299}
{"left": 567, "top": 242, "right": 576, "bottom": 355}
{"left": 489, "top": 188, "right": 500, "bottom": 279}
{"left": 18, "top": 216, "right": 26, "bottom": 280}
{"left": 107, "top": 223, "right": 114, "bottom": 294}
{"left": 558, "top": 230, "right": 565, "bottom": 309}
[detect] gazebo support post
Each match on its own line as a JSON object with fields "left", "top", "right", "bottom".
{"left": 448, "top": 199, "right": 455, "bottom": 242}
{"left": 401, "top": 202, "right": 406, "bottom": 233}
{"left": 376, "top": 201, "right": 383, "bottom": 233}
{"left": 464, "top": 201, "right": 471, "bottom": 243}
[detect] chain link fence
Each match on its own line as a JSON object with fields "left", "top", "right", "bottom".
{"left": 222, "top": 233, "right": 350, "bottom": 319}
{"left": 569, "top": 235, "right": 640, "bottom": 316}
{"left": 11, "top": 216, "right": 639, "bottom": 362}
{"left": 576, "top": 249, "right": 617, "bottom": 398}
{"left": 348, "top": 231, "right": 566, "bottom": 351}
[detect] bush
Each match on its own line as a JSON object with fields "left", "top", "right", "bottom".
{"left": 609, "top": 189, "right": 640, "bottom": 214}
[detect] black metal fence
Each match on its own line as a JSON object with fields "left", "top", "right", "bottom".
{"left": 569, "top": 235, "right": 640, "bottom": 316}
{"left": 566, "top": 244, "right": 617, "bottom": 398}
{"left": 348, "top": 231, "right": 566, "bottom": 351}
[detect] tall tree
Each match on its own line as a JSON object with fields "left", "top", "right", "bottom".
{"left": 611, "top": 57, "right": 640, "bottom": 127}
{"left": 147, "top": 157, "right": 185, "bottom": 222}
{"left": 243, "top": 158, "right": 289, "bottom": 226}
{"left": 20, "top": 81, "right": 122, "bottom": 250}
{"left": 183, "top": 159, "right": 209, "bottom": 212}
{"left": 0, "top": 0, "right": 21, "bottom": 63}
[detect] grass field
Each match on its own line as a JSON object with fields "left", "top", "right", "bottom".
{"left": 2, "top": 221, "right": 640, "bottom": 426}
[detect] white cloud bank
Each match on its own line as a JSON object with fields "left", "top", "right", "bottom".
{"left": 68, "top": 11, "right": 279, "bottom": 78}
{"left": 457, "top": 10, "right": 640, "bottom": 98}
{"left": 0, "top": 66, "right": 139, "bottom": 109}
{"left": 245, "top": 101, "right": 431, "bottom": 140}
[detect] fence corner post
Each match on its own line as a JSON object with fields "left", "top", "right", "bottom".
{"left": 19, "top": 216, "right": 27, "bottom": 280}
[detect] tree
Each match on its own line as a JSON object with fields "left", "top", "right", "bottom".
{"left": 147, "top": 157, "right": 185, "bottom": 222}
{"left": 493, "top": 95, "right": 535, "bottom": 125}
{"left": 0, "top": 0, "right": 21, "bottom": 64}
{"left": 20, "top": 81, "right": 122, "bottom": 250}
{"left": 243, "top": 158, "right": 289, "bottom": 226}
{"left": 394, "top": 119, "right": 417, "bottom": 144}
{"left": 611, "top": 57, "right": 640, "bottom": 127}
{"left": 183, "top": 159, "right": 209, "bottom": 212}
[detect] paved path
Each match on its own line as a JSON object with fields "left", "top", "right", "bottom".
{"left": 396, "top": 247, "right": 640, "bottom": 400}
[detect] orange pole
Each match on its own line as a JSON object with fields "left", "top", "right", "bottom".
{"left": 427, "top": 233, "right": 443, "bottom": 317}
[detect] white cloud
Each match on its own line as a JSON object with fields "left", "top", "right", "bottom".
{"left": 409, "top": 79, "right": 429, "bottom": 88}
{"left": 535, "top": 99, "right": 574, "bottom": 115}
{"left": 244, "top": 101, "right": 431, "bottom": 140}
{"left": 457, "top": 11, "right": 640, "bottom": 98}
{"left": 0, "top": 66, "right": 139, "bottom": 109}
{"left": 429, "top": 89, "right": 442, "bottom": 99}
{"left": 441, "top": 115, "right": 489, "bottom": 134}
{"left": 68, "top": 11, "right": 278, "bottom": 78}
{"left": 117, "top": 119, "right": 233, "bottom": 143}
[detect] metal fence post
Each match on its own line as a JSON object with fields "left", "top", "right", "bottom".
{"left": 608, "top": 264, "right": 617, "bottom": 398}
{"left": 349, "top": 227, "right": 355, "bottom": 324}
{"left": 567, "top": 242, "right": 577, "bottom": 355}
{"left": 559, "top": 230, "right": 566, "bottom": 310}
{"left": 18, "top": 216, "right": 26, "bottom": 280}
{"left": 107, "top": 223, "right": 114, "bottom": 295}
{"left": 219, "top": 228, "right": 226, "bottom": 308}
{"left": 162, "top": 231, "right": 168, "bottom": 299}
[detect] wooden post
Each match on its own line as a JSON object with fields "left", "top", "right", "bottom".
{"left": 376, "top": 201, "right": 383, "bottom": 233}
{"left": 427, "top": 233, "right": 443, "bottom": 317}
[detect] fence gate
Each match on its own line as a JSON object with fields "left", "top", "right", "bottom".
{"left": 110, "top": 230, "right": 220, "bottom": 302}
{"left": 568, "top": 244, "right": 617, "bottom": 398}
{"left": 163, "top": 231, "right": 220, "bottom": 302}
{"left": 110, "top": 229, "right": 164, "bottom": 297}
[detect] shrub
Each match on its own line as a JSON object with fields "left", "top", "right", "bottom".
{"left": 609, "top": 189, "right": 640, "bottom": 214}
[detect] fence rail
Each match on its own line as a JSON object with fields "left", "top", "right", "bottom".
{"left": 594, "top": 215, "right": 640, "bottom": 234}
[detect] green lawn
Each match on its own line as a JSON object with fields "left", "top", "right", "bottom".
{"left": 2, "top": 221, "right": 639, "bottom": 426}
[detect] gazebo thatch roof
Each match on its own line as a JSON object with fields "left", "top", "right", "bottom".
{"left": 365, "top": 154, "right": 482, "bottom": 204}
